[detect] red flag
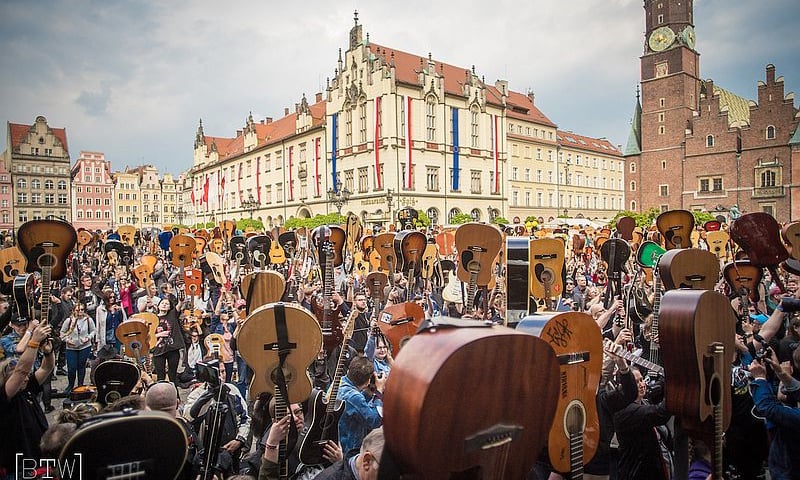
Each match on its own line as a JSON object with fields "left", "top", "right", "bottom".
{"left": 375, "top": 96, "right": 382, "bottom": 189}
{"left": 238, "top": 163, "right": 243, "bottom": 205}
{"left": 220, "top": 171, "right": 226, "bottom": 207}
{"left": 288, "top": 146, "right": 294, "bottom": 201}
{"left": 256, "top": 157, "right": 261, "bottom": 202}
{"left": 202, "top": 175, "right": 209, "bottom": 204}
{"left": 191, "top": 189, "right": 195, "bottom": 206}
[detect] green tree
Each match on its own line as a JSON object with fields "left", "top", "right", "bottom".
{"left": 692, "top": 210, "right": 715, "bottom": 226}
{"left": 492, "top": 216, "right": 509, "bottom": 225}
{"left": 236, "top": 218, "right": 264, "bottom": 231}
{"left": 413, "top": 209, "right": 431, "bottom": 228}
{"left": 450, "top": 212, "right": 473, "bottom": 225}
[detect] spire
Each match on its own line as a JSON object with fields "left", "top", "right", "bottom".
{"left": 623, "top": 86, "right": 642, "bottom": 156}
{"left": 194, "top": 118, "right": 205, "bottom": 149}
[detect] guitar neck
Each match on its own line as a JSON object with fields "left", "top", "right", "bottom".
{"left": 327, "top": 309, "right": 359, "bottom": 412}
{"left": 273, "top": 386, "right": 291, "bottom": 479}
{"left": 568, "top": 432, "right": 584, "bottom": 480}
{"left": 650, "top": 271, "right": 662, "bottom": 365}
{"left": 604, "top": 341, "right": 664, "bottom": 375}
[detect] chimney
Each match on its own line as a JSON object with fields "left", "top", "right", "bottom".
{"left": 236, "top": 130, "right": 242, "bottom": 136}
{"left": 527, "top": 90, "right": 535, "bottom": 104}
{"left": 260, "top": 120, "right": 264, "bottom": 125}
{"left": 495, "top": 80, "right": 508, "bottom": 96}
{"left": 316, "top": 92, "right": 323, "bottom": 103}
{"left": 766, "top": 63, "right": 776, "bottom": 84}
{"left": 284, "top": 107, "right": 290, "bottom": 116}
{"left": 265, "top": 117, "right": 273, "bottom": 124}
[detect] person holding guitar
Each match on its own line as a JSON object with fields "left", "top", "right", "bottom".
{"left": 59, "top": 303, "right": 96, "bottom": 394}
{"left": 152, "top": 297, "right": 186, "bottom": 386}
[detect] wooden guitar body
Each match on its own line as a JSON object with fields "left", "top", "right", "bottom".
{"left": 455, "top": 222, "right": 503, "bottom": 287}
{"left": 117, "top": 225, "right": 136, "bottom": 247}
{"left": 383, "top": 324, "right": 559, "bottom": 479}
{"left": 132, "top": 263, "right": 154, "bottom": 289}
{"left": 130, "top": 313, "right": 159, "bottom": 353}
{"left": 378, "top": 301, "right": 425, "bottom": 356}
{"left": 17, "top": 219, "right": 77, "bottom": 280}
{"left": 706, "top": 230, "right": 730, "bottom": 260}
{"left": 782, "top": 221, "right": 800, "bottom": 260}
{"left": 204, "top": 251, "right": 227, "bottom": 285}
{"left": 77, "top": 229, "right": 94, "bottom": 252}
{"left": 394, "top": 230, "right": 427, "bottom": 277}
{"left": 659, "top": 290, "right": 734, "bottom": 455}
{"left": 12, "top": 273, "right": 35, "bottom": 320}
{"left": 241, "top": 270, "right": 287, "bottom": 314}
{"left": 183, "top": 267, "right": 203, "bottom": 298}
{"left": 658, "top": 248, "right": 720, "bottom": 291}
{"left": 374, "top": 232, "right": 398, "bottom": 273}
{"left": 529, "top": 238, "right": 565, "bottom": 302}
{"left": 540, "top": 312, "right": 602, "bottom": 476}
{"left": 169, "top": 234, "right": 196, "bottom": 268}
{"left": 236, "top": 302, "right": 323, "bottom": 402}
{"left": 115, "top": 320, "right": 152, "bottom": 358}
{"left": 364, "top": 271, "right": 388, "bottom": 304}
{"left": 616, "top": 216, "right": 636, "bottom": 241}
{"left": 729, "top": 212, "right": 789, "bottom": 268}
{"left": 0, "top": 245, "right": 27, "bottom": 284}
{"left": 311, "top": 225, "right": 345, "bottom": 268}
{"left": 435, "top": 229, "right": 456, "bottom": 257}
{"left": 722, "top": 261, "right": 763, "bottom": 302}
{"left": 656, "top": 209, "right": 695, "bottom": 250}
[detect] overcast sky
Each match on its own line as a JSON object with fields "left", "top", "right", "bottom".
{"left": 1, "top": 0, "right": 797, "bottom": 176}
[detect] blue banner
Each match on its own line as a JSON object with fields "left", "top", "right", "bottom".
{"left": 331, "top": 113, "right": 338, "bottom": 191}
{"left": 452, "top": 107, "right": 459, "bottom": 190}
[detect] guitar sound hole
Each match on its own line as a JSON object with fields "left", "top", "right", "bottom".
{"left": 565, "top": 401, "right": 586, "bottom": 436}
{"left": 270, "top": 366, "right": 295, "bottom": 385}
{"left": 37, "top": 253, "right": 57, "bottom": 269}
{"left": 708, "top": 375, "right": 721, "bottom": 406}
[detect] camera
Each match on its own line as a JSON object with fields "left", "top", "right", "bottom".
{"left": 780, "top": 297, "right": 800, "bottom": 313}
{"left": 755, "top": 346, "right": 773, "bottom": 361}
{"left": 196, "top": 360, "right": 221, "bottom": 387}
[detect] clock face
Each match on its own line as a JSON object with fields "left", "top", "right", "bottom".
{"left": 682, "top": 26, "right": 696, "bottom": 49}
{"left": 648, "top": 26, "right": 676, "bottom": 52}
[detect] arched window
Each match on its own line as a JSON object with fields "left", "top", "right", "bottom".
{"left": 630, "top": 201, "right": 637, "bottom": 211}
{"left": 766, "top": 125, "right": 776, "bottom": 140}
{"left": 629, "top": 162, "right": 636, "bottom": 173}
{"left": 45, "top": 180, "right": 54, "bottom": 189}
{"left": 58, "top": 180, "right": 67, "bottom": 190}
{"left": 17, "top": 178, "right": 27, "bottom": 189}
{"left": 706, "top": 135, "right": 714, "bottom": 147}
{"left": 470, "top": 208, "right": 481, "bottom": 222}
{"left": 426, "top": 207, "right": 439, "bottom": 225}
{"left": 630, "top": 181, "right": 636, "bottom": 191}
{"left": 448, "top": 208, "right": 461, "bottom": 224}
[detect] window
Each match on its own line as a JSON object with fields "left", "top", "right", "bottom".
{"left": 761, "top": 170, "right": 776, "bottom": 187}
{"left": 45, "top": 193, "right": 54, "bottom": 205}
{"left": 660, "top": 98, "right": 665, "bottom": 108}
{"left": 630, "top": 162, "right": 636, "bottom": 173}
{"left": 630, "top": 181, "right": 636, "bottom": 191}
{"left": 426, "top": 167, "right": 439, "bottom": 191}
{"left": 18, "top": 212, "right": 28, "bottom": 223}
{"left": 95, "top": 198, "right": 101, "bottom": 205}
{"left": 17, "top": 178, "right": 26, "bottom": 189}
{"left": 766, "top": 125, "right": 776, "bottom": 140}
{"left": 344, "top": 109, "right": 353, "bottom": 147}
{"left": 31, "top": 193, "right": 41, "bottom": 204}
{"left": 59, "top": 194, "right": 68, "bottom": 205}
{"left": 512, "top": 167, "right": 518, "bottom": 181}
{"left": 713, "top": 178, "right": 723, "bottom": 191}
{"left": 265, "top": 185, "right": 272, "bottom": 204}
{"left": 17, "top": 193, "right": 27, "bottom": 203}
{"left": 359, "top": 103, "right": 367, "bottom": 143}
{"left": 31, "top": 179, "right": 41, "bottom": 189}
{"left": 358, "top": 167, "right": 369, "bottom": 193}
{"left": 77, "top": 210, "right": 83, "bottom": 219}
{"left": 659, "top": 126, "right": 665, "bottom": 135}
{"left": 470, "top": 170, "right": 481, "bottom": 194}
{"left": 525, "top": 191, "right": 531, "bottom": 207}
{"left": 58, "top": 180, "right": 67, "bottom": 190}
{"left": 105, "top": 199, "right": 110, "bottom": 206}
{"left": 659, "top": 185, "right": 669, "bottom": 196}
{"left": 630, "top": 200, "right": 637, "bottom": 211}
{"left": 706, "top": 135, "right": 714, "bottom": 147}
{"left": 511, "top": 190, "right": 518, "bottom": 206}
{"left": 536, "top": 170, "right": 542, "bottom": 182}
{"left": 45, "top": 180, "right": 54, "bottom": 189}
{"left": 399, "top": 99, "right": 406, "bottom": 139}
{"left": 762, "top": 205, "right": 775, "bottom": 217}
{"left": 426, "top": 97, "right": 436, "bottom": 141}
{"left": 658, "top": 112, "right": 665, "bottom": 122}
{"left": 470, "top": 108, "right": 479, "bottom": 148}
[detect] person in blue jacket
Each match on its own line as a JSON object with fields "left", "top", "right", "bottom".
{"left": 336, "top": 355, "right": 384, "bottom": 454}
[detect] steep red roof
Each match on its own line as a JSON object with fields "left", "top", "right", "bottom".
{"left": 368, "top": 43, "right": 556, "bottom": 128}
{"left": 557, "top": 130, "right": 621, "bottom": 157}
{"left": 8, "top": 121, "right": 69, "bottom": 154}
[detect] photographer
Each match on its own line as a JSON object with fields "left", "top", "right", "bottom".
{"left": 749, "top": 351, "right": 800, "bottom": 479}
{"left": 751, "top": 295, "right": 800, "bottom": 352}
{"left": 337, "top": 355, "right": 384, "bottom": 454}
{"left": 183, "top": 359, "right": 250, "bottom": 476}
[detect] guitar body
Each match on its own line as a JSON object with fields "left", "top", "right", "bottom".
{"left": 455, "top": 223, "right": 503, "bottom": 286}
{"left": 539, "top": 312, "right": 602, "bottom": 475}
{"left": 435, "top": 229, "right": 456, "bottom": 257}
{"left": 659, "top": 290, "right": 734, "bottom": 448}
{"left": 210, "top": 237, "right": 224, "bottom": 255}
{"left": 204, "top": 251, "right": 227, "bottom": 285}
{"left": 247, "top": 234, "right": 272, "bottom": 269}
{"left": 169, "top": 234, "right": 196, "bottom": 268}
{"left": 205, "top": 333, "right": 231, "bottom": 363}
{"left": 130, "top": 313, "right": 159, "bottom": 353}
{"left": 442, "top": 270, "right": 465, "bottom": 304}
{"left": 783, "top": 258, "right": 800, "bottom": 277}
{"left": 506, "top": 237, "right": 532, "bottom": 321}
{"left": 193, "top": 236, "right": 207, "bottom": 257}
{"left": 183, "top": 267, "right": 203, "bottom": 298}
{"left": 269, "top": 238, "right": 287, "bottom": 265}
{"left": 0, "top": 245, "right": 27, "bottom": 284}
{"left": 17, "top": 219, "right": 77, "bottom": 280}
{"left": 658, "top": 249, "right": 720, "bottom": 291}
{"left": 364, "top": 271, "right": 388, "bottom": 304}
{"left": 782, "top": 221, "right": 800, "bottom": 260}
{"left": 722, "top": 261, "right": 763, "bottom": 302}
{"left": 729, "top": 212, "right": 789, "bottom": 267}
{"left": 345, "top": 214, "right": 363, "bottom": 257}
{"left": 235, "top": 302, "right": 322, "bottom": 402}
{"left": 383, "top": 325, "right": 560, "bottom": 479}
{"left": 636, "top": 240, "right": 666, "bottom": 269}
{"left": 320, "top": 225, "right": 346, "bottom": 268}
{"left": 394, "top": 230, "right": 427, "bottom": 277}
{"left": 115, "top": 320, "right": 152, "bottom": 358}
{"left": 132, "top": 263, "right": 154, "bottom": 289}
{"left": 378, "top": 301, "right": 425, "bottom": 356}
{"left": 77, "top": 229, "right": 94, "bottom": 252}
{"left": 373, "top": 232, "right": 398, "bottom": 273}
{"left": 419, "top": 242, "right": 439, "bottom": 280}
{"left": 615, "top": 216, "right": 636, "bottom": 241}
{"left": 94, "top": 359, "right": 141, "bottom": 406}
{"left": 656, "top": 209, "right": 695, "bottom": 250}
{"left": 230, "top": 235, "right": 248, "bottom": 262}
{"left": 706, "top": 231, "right": 730, "bottom": 260}
{"left": 60, "top": 411, "right": 187, "bottom": 480}
{"left": 12, "top": 273, "right": 35, "bottom": 320}
{"left": 117, "top": 225, "right": 136, "bottom": 246}
{"left": 529, "top": 238, "right": 565, "bottom": 302}
{"left": 241, "top": 271, "right": 287, "bottom": 314}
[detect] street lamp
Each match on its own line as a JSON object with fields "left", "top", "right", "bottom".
{"left": 242, "top": 193, "right": 259, "bottom": 219}
{"left": 385, "top": 188, "right": 394, "bottom": 227}
{"left": 327, "top": 182, "right": 352, "bottom": 219}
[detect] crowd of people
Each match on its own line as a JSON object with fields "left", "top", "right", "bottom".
{"left": 0, "top": 217, "right": 798, "bottom": 480}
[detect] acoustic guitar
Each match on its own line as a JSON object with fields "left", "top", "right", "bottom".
{"left": 221, "top": 219, "right": 236, "bottom": 243}
{"left": 117, "top": 225, "right": 136, "bottom": 247}
{"left": 394, "top": 230, "right": 427, "bottom": 299}
{"left": 94, "top": 359, "right": 142, "bottom": 406}
{"left": 729, "top": 212, "right": 790, "bottom": 292}
{"left": 781, "top": 221, "right": 800, "bottom": 260}
{"left": 17, "top": 219, "right": 77, "bottom": 329}
{"left": 722, "top": 260, "right": 763, "bottom": 304}
{"left": 364, "top": 271, "right": 388, "bottom": 305}
{"left": 616, "top": 216, "right": 636, "bottom": 241}
{"left": 194, "top": 235, "right": 207, "bottom": 257}
{"left": 373, "top": 231, "right": 398, "bottom": 276}
{"left": 312, "top": 225, "right": 346, "bottom": 268}
{"left": 529, "top": 238, "right": 565, "bottom": 310}
{"left": 204, "top": 251, "right": 227, "bottom": 286}
{"left": 0, "top": 245, "right": 27, "bottom": 284}
{"left": 706, "top": 230, "right": 730, "bottom": 260}
{"left": 130, "top": 312, "right": 159, "bottom": 358}
{"left": 12, "top": 273, "right": 35, "bottom": 321}
{"left": 378, "top": 301, "right": 425, "bottom": 355}
{"left": 169, "top": 234, "right": 196, "bottom": 269}
{"left": 247, "top": 234, "right": 272, "bottom": 270}
{"left": 540, "top": 312, "right": 602, "bottom": 478}
{"left": 298, "top": 306, "right": 359, "bottom": 466}
{"left": 603, "top": 338, "right": 664, "bottom": 376}
{"left": 76, "top": 229, "right": 95, "bottom": 252}
{"left": 115, "top": 319, "right": 152, "bottom": 361}
{"left": 241, "top": 271, "right": 286, "bottom": 314}
{"left": 455, "top": 223, "right": 503, "bottom": 316}
{"left": 635, "top": 240, "right": 666, "bottom": 269}
{"left": 435, "top": 229, "right": 456, "bottom": 257}
{"left": 382, "top": 322, "right": 560, "bottom": 479}
{"left": 268, "top": 236, "right": 287, "bottom": 265}
{"left": 659, "top": 290, "right": 735, "bottom": 480}
{"left": 183, "top": 267, "right": 203, "bottom": 299}
{"left": 205, "top": 333, "right": 232, "bottom": 363}
{"left": 235, "top": 302, "right": 322, "bottom": 402}
{"left": 658, "top": 249, "right": 720, "bottom": 291}
{"left": 311, "top": 233, "right": 344, "bottom": 352}
{"left": 656, "top": 209, "right": 695, "bottom": 250}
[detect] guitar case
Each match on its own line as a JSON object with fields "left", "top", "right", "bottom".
{"left": 59, "top": 410, "right": 187, "bottom": 480}
{"left": 94, "top": 359, "right": 141, "bottom": 406}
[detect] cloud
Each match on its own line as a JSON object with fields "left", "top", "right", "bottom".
{"left": 76, "top": 84, "right": 112, "bottom": 116}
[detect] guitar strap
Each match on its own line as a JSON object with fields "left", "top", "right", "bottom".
{"left": 267, "top": 303, "right": 298, "bottom": 437}
{"left": 245, "top": 273, "right": 258, "bottom": 313}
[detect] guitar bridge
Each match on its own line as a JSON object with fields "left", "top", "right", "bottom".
{"left": 463, "top": 424, "right": 523, "bottom": 453}
{"left": 557, "top": 351, "right": 590, "bottom": 365}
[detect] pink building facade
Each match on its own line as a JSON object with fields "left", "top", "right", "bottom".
{"left": 71, "top": 151, "right": 114, "bottom": 231}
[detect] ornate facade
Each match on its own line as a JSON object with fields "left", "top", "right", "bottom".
{"left": 71, "top": 151, "right": 114, "bottom": 230}
{"left": 624, "top": 0, "right": 799, "bottom": 220}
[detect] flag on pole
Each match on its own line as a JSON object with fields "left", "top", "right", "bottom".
{"left": 314, "top": 137, "right": 320, "bottom": 197}
{"left": 238, "top": 163, "right": 243, "bottom": 206}
{"left": 493, "top": 114, "right": 500, "bottom": 193}
{"left": 452, "top": 107, "right": 460, "bottom": 191}
{"left": 220, "top": 170, "right": 226, "bottom": 208}
{"left": 256, "top": 157, "right": 261, "bottom": 203}
{"left": 374, "top": 96, "right": 382, "bottom": 189}
{"left": 331, "top": 113, "right": 339, "bottom": 190}
{"left": 405, "top": 96, "right": 413, "bottom": 189}
{"left": 202, "top": 175, "right": 209, "bottom": 206}
{"left": 288, "top": 146, "right": 294, "bottom": 201}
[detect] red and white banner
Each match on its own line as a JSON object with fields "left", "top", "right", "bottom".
{"left": 288, "top": 146, "right": 294, "bottom": 201}
{"left": 374, "top": 96, "right": 382, "bottom": 189}
{"left": 202, "top": 175, "right": 209, "bottom": 208}
{"left": 219, "top": 170, "right": 226, "bottom": 208}
{"left": 493, "top": 114, "right": 500, "bottom": 193}
{"left": 314, "top": 137, "right": 320, "bottom": 197}
{"left": 256, "top": 157, "right": 261, "bottom": 203}
{"left": 405, "top": 96, "right": 413, "bottom": 189}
